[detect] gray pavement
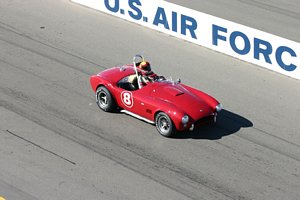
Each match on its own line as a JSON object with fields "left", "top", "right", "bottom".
{"left": 0, "top": 0, "right": 299, "bottom": 200}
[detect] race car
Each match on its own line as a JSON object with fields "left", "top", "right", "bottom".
{"left": 90, "top": 55, "right": 222, "bottom": 137}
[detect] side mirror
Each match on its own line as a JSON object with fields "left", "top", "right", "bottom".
{"left": 176, "top": 78, "right": 181, "bottom": 84}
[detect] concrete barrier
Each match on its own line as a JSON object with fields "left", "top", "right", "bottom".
{"left": 72, "top": 0, "right": 300, "bottom": 80}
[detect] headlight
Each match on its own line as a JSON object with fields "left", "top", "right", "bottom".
{"left": 216, "top": 103, "right": 223, "bottom": 112}
{"left": 181, "top": 115, "right": 189, "bottom": 124}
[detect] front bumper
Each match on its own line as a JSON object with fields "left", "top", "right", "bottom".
{"left": 188, "top": 113, "right": 217, "bottom": 131}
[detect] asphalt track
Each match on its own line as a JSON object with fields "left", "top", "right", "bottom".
{"left": 0, "top": 1, "right": 299, "bottom": 200}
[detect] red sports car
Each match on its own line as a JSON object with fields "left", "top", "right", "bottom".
{"left": 90, "top": 55, "right": 222, "bottom": 137}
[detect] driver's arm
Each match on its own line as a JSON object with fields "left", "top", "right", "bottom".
{"left": 128, "top": 74, "right": 137, "bottom": 83}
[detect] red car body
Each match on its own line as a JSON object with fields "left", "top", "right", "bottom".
{"left": 90, "top": 63, "right": 222, "bottom": 137}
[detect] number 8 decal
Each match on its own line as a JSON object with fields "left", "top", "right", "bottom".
{"left": 121, "top": 91, "right": 133, "bottom": 108}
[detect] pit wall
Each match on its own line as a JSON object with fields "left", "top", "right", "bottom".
{"left": 72, "top": 0, "right": 300, "bottom": 80}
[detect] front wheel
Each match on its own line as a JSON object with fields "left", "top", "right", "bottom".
{"left": 155, "top": 112, "right": 176, "bottom": 137}
{"left": 96, "top": 86, "right": 116, "bottom": 112}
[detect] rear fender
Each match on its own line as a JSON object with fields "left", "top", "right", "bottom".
{"left": 90, "top": 75, "right": 111, "bottom": 92}
{"left": 90, "top": 75, "right": 121, "bottom": 110}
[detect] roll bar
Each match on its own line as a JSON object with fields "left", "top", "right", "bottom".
{"left": 133, "top": 54, "right": 145, "bottom": 89}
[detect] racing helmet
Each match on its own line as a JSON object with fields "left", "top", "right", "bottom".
{"left": 138, "top": 61, "right": 151, "bottom": 72}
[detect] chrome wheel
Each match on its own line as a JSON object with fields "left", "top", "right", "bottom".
{"left": 155, "top": 112, "right": 176, "bottom": 137}
{"left": 95, "top": 86, "right": 116, "bottom": 112}
{"left": 157, "top": 116, "right": 170, "bottom": 134}
{"left": 97, "top": 91, "right": 108, "bottom": 109}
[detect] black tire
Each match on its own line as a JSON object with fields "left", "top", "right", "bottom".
{"left": 155, "top": 112, "right": 176, "bottom": 137}
{"left": 96, "top": 86, "right": 116, "bottom": 112}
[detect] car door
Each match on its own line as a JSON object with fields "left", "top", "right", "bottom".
{"left": 114, "top": 74, "right": 157, "bottom": 119}
{"left": 115, "top": 85, "right": 154, "bottom": 121}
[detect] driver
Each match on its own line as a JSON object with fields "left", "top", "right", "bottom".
{"left": 138, "top": 61, "right": 157, "bottom": 85}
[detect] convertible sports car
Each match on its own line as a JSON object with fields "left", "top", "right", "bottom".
{"left": 90, "top": 55, "right": 222, "bottom": 137}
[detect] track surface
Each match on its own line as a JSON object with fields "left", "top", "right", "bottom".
{"left": 0, "top": 0, "right": 300, "bottom": 200}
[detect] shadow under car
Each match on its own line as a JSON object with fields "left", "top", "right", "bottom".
{"left": 172, "top": 109, "right": 253, "bottom": 140}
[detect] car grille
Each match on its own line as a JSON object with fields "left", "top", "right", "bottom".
{"left": 194, "top": 114, "right": 215, "bottom": 126}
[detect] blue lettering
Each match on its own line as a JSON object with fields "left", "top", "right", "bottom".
{"left": 276, "top": 46, "right": 297, "bottom": 71}
{"left": 172, "top": 12, "right": 177, "bottom": 32}
{"left": 254, "top": 38, "right": 272, "bottom": 64}
{"left": 230, "top": 31, "right": 250, "bottom": 55}
{"left": 212, "top": 24, "right": 227, "bottom": 46}
{"left": 128, "top": 0, "right": 142, "bottom": 20}
{"left": 153, "top": 7, "right": 169, "bottom": 30}
{"left": 181, "top": 15, "right": 197, "bottom": 39}
{"left": 212, "top": 24, "right": 298, "bottom": 72}
{"left": 104, "top": 0, "right": 119, "bottom": 13}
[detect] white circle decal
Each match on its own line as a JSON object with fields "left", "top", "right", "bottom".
{"left": 121, "top": 91, "right": 133, "bottom": 108}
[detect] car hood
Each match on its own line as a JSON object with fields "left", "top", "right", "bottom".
{"left": 150, "top": 83, "right": 214, "bottom": 120}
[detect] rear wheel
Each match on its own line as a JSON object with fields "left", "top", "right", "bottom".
{"left": 155, "top": 112, "right": 176, "bottom": 137}
{"left": 96, "top": 86, "right": 116, "bottom": 112}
